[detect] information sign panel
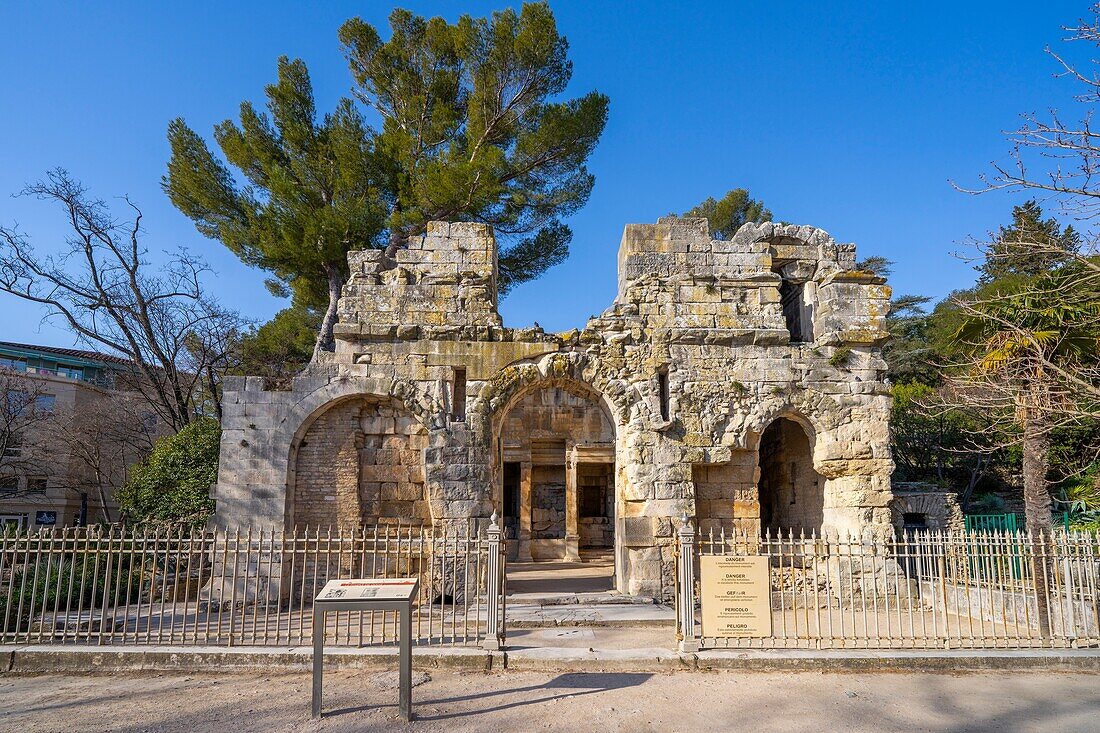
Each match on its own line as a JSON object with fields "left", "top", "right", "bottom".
{"left": 316, "top": 578, "right": 418, "bottom": 602}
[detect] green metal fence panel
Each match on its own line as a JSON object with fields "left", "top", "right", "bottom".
{"left": 965, "top": 513, "right": 1018, "bottom": 532}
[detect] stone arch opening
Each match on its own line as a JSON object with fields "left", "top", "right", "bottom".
{"left": 289, "top": 395, "right": 430, "bottom": 530}
{"left": 757, "top": 416, "right": 823, "bottom": 536}
{"left": 493, "top": 379, "right": 616, "bottom": 561}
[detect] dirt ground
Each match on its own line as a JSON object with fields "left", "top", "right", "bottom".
{"left": 1, "top": 668, "right": 1098, "bottom": 733}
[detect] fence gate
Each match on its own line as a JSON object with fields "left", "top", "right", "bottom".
{"left": 674, "top": 518, "right": 1099, "bottom": 651}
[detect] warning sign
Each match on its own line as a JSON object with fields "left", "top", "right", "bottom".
{"left": 700, "top": 555, "right": 772, "bottom": 637}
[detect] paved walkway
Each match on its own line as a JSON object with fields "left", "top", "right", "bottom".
{"left": 506, "top": 555, "right": 676, "bottom": 627}
{"left": 2, "top": 668, "right": 1098, "bottom": 732}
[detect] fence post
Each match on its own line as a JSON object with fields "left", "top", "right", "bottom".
{"left": 677, "top": 513, "right": 700, "bottom": 653}
{"left": 482, "top": 512, "right": 503, "bottom": 651}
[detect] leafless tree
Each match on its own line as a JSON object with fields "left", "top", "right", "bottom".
{"left": 0, "top": 369, "right": 54, "bottom": 478}
{"left": 941, "top": 7, "right": 1100, "bottom": 636}
{"left": 45, "top": 391, "right": 158, "bottom": 524}
{"left": 0, "top": 170, "right": 242, "bottom": 431}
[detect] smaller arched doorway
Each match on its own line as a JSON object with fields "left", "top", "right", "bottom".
{"left": 289, "top": 395, "right": 431, "bottom": 530}
{"left": 496, "top": 384, "right": 616, "bottom": 562}
{"left": 757, "top": 417, "right": 823, "bottom": 537}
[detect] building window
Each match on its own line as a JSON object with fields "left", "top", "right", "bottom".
{"left": 451, "top": 367, "right": 467, "bottom": 422}
{"left": 0, "top": 476, "right": 18, "bottom": 493}
{"left": 778, "top": 279, "right": 814, "bottom": 343}
{"left": 0, "top": 357, "right": 26, "bottom": 372}
{"left": 35, "top": 394, "right": 56, "bottom": 414}
{"left": 5, "top": 390, "right": 30, "bottom": 414}
{"left": 657, "top": 366, "right": 670, "bottom": 421}
{"left": 56, "top": 366, "right": 83, "bottom": 380}
{"left": 26, "top": 477, "right": 47, "bottom": 494}
{"left": 2, "top": 433, "right": 20, "bottom": 457}
{"left": 0, "top": 514, "right": 27, "bottom": 530}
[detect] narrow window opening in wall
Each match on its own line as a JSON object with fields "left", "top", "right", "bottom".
{"left": 779, "top": 279, "right": 813, "bottom": 343}
{"left": 27, "top": 477, "right": 47, "bottom": 494}
{"left": 0, "top": 476, "right": 17, "bottom": 493}
{"left": 452, "top": 367, "right": 467, "bottom": 422}
{"left": 502, "top": 462, "right": 520, "bottom": 521}
{"left": 657, "top": 366, "right": 670, "bottom": 421}
{"left": 903, "top": 512, "right": 928, "bottom": 529}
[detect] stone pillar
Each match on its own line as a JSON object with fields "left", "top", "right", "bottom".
{"left": 517, "top": 461, "right": 533, "bottom": 561}
{"left": 564, "top": 446, "right": 581, "bottom": 561}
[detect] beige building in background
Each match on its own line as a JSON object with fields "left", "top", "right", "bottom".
{"left": 0, "top": 342, "right": 152, "bottom": 529}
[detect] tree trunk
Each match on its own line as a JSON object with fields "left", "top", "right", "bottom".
{"left": 97, "top": 484, "right": 113, "bottom": 524}
{"left": 311, "top": 264, "right": 345, "bottom": 362}
{"left": 384, "top": 229, "right": 404, "bottom": 259}
{"left": 1020, "top": 400, "right": 1053, "bottom": 639}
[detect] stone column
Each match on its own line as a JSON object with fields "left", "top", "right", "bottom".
{"left": 517, "top": 461, "right": 533, "bottom": 561}
{"left": 564, "top": 445, "right": 581, "bottom": 561}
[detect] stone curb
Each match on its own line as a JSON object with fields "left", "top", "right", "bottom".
{"left": 4, "top": 645, "right": 1100, "bottom": 675}
{"left": 2, "top": 645, "right": 497, "bottom": 675}
{"left": 688, "top": 649, "right": 1100, "bottom": 673}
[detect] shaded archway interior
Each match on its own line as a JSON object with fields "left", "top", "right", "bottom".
{"left": 759, "top": 417, "right": 823, "bottom": 536}
{"left": 693, "top": 415, "right": 824, "bottom": 539}
{"left": 494, "top": 380, "right": 617, "bottom": 593}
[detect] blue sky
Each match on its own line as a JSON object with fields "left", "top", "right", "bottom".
{"left": 0, "top": 1, "right": 1088, "bottom": 347}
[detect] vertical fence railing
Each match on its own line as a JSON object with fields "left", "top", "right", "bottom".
{"left": 676, "top": 524, "right": 1100, "bottom": 651}
{"left": 0, "top": 522, "right": 506, "bottom": 648}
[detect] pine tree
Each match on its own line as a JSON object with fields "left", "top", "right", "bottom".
{"left": 682, "top": 188, "right": 771, "bottom": 240}
{"left": 165, "top": 3, "right": 609, "bottom": 360}
{"left": 978, "top": 200, "right": 1080, "bottom": 283}
{"left": 164, "top": 58, "right": 384, "bottom": 361}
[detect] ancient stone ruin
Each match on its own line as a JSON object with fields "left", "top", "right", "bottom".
{"left": 214, "top": 217, "right": 893, "bottom": 598}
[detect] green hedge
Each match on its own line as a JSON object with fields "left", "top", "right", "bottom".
{"left": 0, "top": 553, "right": 141, "bottom": 633}
{"left": 116, "top": 417, "right": 220, "bottom": 527}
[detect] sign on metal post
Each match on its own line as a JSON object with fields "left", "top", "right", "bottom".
{"left": 699, "top": 555, "right": 772, "bottom": 638}
{"left": 312, "top": 577, "right": 420, "bottom": 721}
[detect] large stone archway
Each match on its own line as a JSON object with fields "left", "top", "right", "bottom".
{"left": 475, "top": 353, "right": 631, "bottom": 590}
{"left": 757, "top": 416, "right": 823, "bottom": 536}
{"left": 495, "top": 381, "right": 617, "bottom": 563}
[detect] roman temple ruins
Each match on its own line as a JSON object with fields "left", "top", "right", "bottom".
{"left": 213, "top": 217, "right": 893, "bottom": 598}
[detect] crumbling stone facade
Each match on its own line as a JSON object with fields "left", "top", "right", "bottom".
{"left": 214, "top": 217, "right": 893, "bottom": 597}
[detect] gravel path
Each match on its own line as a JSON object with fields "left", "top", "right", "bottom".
{"left": 1, "top": 669, "right": 1097, "bottom": 733}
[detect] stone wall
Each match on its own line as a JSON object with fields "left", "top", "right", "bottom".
{"left": 291, "top": 396, "right": 429, "bottom": 529}
{"left": 292, "top": 399, "right": 362, "bottom": 530}
{"left": 692, "top": 461, "right": 759, "bottom": 537}
{"left": 890, "top": 483, "right": 965, "bottom": 533}
{"left": 214, "top": 217, "right": 894, "bottom": 598}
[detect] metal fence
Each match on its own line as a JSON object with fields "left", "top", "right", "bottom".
{"left": 0, "top": 521, "right": 506, "bottom": 649}
{"left": 675, "top": 522, "right": 1100, "bottom": 650}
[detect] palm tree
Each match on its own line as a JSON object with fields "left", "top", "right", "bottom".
{"left": 950, "top": 268, "right": 1100, "bottom": 637}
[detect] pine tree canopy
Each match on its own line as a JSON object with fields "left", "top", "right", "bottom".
{"left": 164, "top": 2, "right": 609, "bottom": 358}
{"left": 978, "top": 200, "right": 1081, "bottom": 283}
{"left": 682, "top": 188, "right": 772, "bottom": 240}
